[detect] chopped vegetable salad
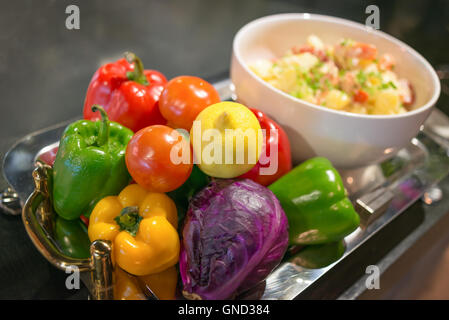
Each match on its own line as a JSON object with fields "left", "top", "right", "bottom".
{"left": 250, "top": 35, "right": 415, "bottom": 115}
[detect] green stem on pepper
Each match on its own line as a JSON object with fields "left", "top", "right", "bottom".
{"left": 114, "top": 206, "right": 142, "bottom": 236}
{"left": 124, "top": 51, "right": 149, "bottom": 86}
{"left": 91, "top": 105, "right": 110, "bottom": 147}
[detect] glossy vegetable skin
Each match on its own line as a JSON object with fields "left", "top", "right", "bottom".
{"left": 269, "top": 157, "right": 360, "bottom": 245}
{"left": 180, "top": 179, "right": 288, "bottom": 300}
{"left": 88, "top": 184, "right": 180, "bottom": 276}
{"left": 83, "top": 53, "right": 167, "bottom": 132}
{"left": 37, "top": 145, "right": 58, "bottom": 167}
{"left": 290, "top": 241, "right": 345, "bottom": 269}
{"left": 126, "top": 125, "right": 193, "bottom": 193}
{"left": 139, "top": 266, "right": 178, "bottom": 300}
{"left": 53, "top": 106, "right": 133, "bottom": 220}
{"left": 54, "top": 216, "right": 91, "bottom": 259}
{"left": 238, "top": 108, "right": 292, "bottom": 186}
{"left": 114, "top": 267, "right": 147, "bottom": 300}
{"left": 114, "top": 266, "right": 178, "bottom": 300}
{"left": 158, "top": 76, "right": 220, "bottom": 130}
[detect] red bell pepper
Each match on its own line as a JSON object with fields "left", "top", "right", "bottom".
{"left": 83, "top": 52, "right": 167, "bottom": 132}
{"left": 80, "top": 215, "right": 89, "bottom": 227}
{"left": 38, "top": 145, "right": 58, "bottom": 167}
{"left": 238, "top": 108, "right": 292, "bottom": 186}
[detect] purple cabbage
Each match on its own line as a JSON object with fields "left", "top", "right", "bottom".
{"left": 180, "top": 179, "right": 289, "bottom": 300}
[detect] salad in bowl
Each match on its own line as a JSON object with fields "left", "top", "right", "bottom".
{"left": 250, "top": 35, "right": 414, "bottom": 115}
{"left": 231, "top": 14, "right": 440, "bottom": 168}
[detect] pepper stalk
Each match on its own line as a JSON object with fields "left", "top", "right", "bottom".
{"left": 91, "top": 105, "right": 110, "bottom": 147}
{"left": 114, "top": 206, "right": 142, "bottom": 236}
{"left": 124, "top": 51, "right": 149, "bottom": 86}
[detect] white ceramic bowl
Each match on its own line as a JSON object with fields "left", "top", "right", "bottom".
{"left": 231, "top": 13, "right": 440, "bottom": 168}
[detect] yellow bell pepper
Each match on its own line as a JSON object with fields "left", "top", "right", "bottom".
{"left": 114, "top": 266, "right": 178, "bottom": 300}
{"left": 139, "top": 266, "right": 178, "bottom": 300}
{"left": 88, "top": 184, "right": 180, "bottom": 276}
{"left": 114, "top": 267, "right": 146, "bottom": 300}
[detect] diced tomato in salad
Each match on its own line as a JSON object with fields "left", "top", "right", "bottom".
{"left": 353, "top": 89, "right": 369, "bottom": 103}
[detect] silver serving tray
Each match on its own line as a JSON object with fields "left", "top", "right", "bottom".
{"left": 3, "top": 79, "right": 449, "bottom": 300}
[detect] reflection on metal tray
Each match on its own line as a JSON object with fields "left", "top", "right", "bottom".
{"left": 3, "top": 79, "right": 449, "bottom": 300}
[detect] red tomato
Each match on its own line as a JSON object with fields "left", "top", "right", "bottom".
{"left": 158, "top": 76, "right": 220, "bottom": 130}
{"left": 125, "top": 125, "right": 193, "bottom": 192}
{"left": 379, "top": 54, "right": 395, "bottom": 71}
{"left": 238, "top": 108, "right": 292, "bottom": 186}
{"left": 352, "top": 43, "right": 377, "bottom": 60}
{"left": 291, "top": 45, "right": 328, "bottom": 61}
{"left": 353, "top": 89, "right": 369, "bottom": 103}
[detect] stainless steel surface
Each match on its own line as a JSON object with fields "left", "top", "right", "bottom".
{"left": 355, "top": 187, "right": 394, "bottom": 228}
{"left": 0, "top": 187, "right": 21, "bottom": 215}
{"left": 339, "top": 179, "right": 449, "bottom": 299}
{"left": 2, "top": 119, "right": 76, "bottom": 202}
{"left": 4, "top": 80, "right": 449, "bottom": 300}
{"left": 422, "top": 186, "right": 443, "bottom": 205}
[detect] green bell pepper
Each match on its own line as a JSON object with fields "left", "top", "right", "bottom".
{"left": 54, "top": 216, "right": 91, "bottom": 259}
{"left": 269, "top": 157, "right": 360, "bottom": 245}
{"left": 290, "top": 241, "right": 346, "bottom": 269}
{"left": 53, "top": 105, "right": 133, "bottom": 220}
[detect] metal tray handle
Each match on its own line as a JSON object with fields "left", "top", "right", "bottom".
{"left": 22, "top": 162, "right": 114, "bottom": 299}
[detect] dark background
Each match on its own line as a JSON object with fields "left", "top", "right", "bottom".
{"left": 0, "top": 0, "right": 448, "bottom": 299}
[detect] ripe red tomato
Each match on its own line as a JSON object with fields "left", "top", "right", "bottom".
{"left": 125, "top": 125, "right": 193, "bottom": 192}
{"left": 158, "top": 76, "right": 220, "bottom": 130}
{"left": 238, "top": 108, "right": 292, "bottom": 186}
